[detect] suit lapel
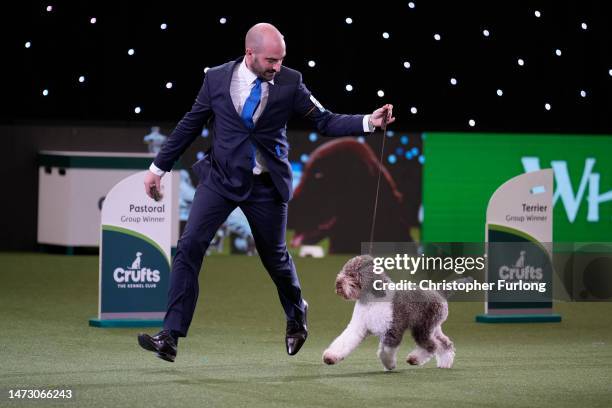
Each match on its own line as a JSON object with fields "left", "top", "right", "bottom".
{"left": 225, "top": 57, "right": 250, "bottom": 130}
{"left": 255, "top": 79, "right": 280, "bottom": 129}
{"left": 255, "top": 69, "right": 285, "bottom": 129}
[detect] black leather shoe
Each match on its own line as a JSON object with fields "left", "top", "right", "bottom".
{"left": 286, "top": 300, "right": 308, "bottom": 356}
{"left": 137, "top": 329, "right": 177, "bottom": 362}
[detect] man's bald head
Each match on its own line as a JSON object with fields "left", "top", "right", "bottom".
{"left": 244, "top": 23, "right": 286, "bottom": 81}
{"left": 245, "top": 23, "right": 285, "bottom": 52}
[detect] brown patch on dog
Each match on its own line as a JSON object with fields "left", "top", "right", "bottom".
{"left": 435, "top": 329, "right": 455, "bottom": 353}
{"left": 411, "top": 324, "right": 437, "bottom": 353}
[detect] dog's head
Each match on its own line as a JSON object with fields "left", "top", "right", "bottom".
{"left": 335, "top": 255, "right": 387, "bottom": 300}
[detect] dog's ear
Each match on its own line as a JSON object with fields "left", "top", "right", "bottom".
{"left": 359, "top": 282, "right": 387, "bottom": 299}
{"left": 372, "top": 286, "right": 387, "bottom": 298}
{"left": 360, "top": 274, "right": 387, "bottom": 298}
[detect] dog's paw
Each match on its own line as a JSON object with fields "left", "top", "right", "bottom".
{"left": 407, "top": 348, "right": 433, "bottom": 366}
{"left": 406, "top": 353, "right": 430, "bottom": 366}
{"left": 322, "top": 350, "right": 342, "bottom": 365}
{"left": 378, "top": 349, "right": 397, "bottom": 371}
{"left": 436, "top": 350, "right": 455, "bottom": 369}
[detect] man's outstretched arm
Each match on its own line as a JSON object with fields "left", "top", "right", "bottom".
{"left": 293, "top": 75, "right": 395, "bottom": 136}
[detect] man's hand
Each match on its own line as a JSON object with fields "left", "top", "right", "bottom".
{"left": 144, "top": 170, "right": 163, "bottom": 201}
{"left": 370, "top": 104, "right": 395, "bottom": 128}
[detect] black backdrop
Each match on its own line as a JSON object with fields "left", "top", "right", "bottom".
{"left": 4, "top": 1, "right": 612, "bottom": 133}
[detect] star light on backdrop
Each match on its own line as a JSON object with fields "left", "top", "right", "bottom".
{"left": 7, "top": 2, "right": 612, "bottom": 133}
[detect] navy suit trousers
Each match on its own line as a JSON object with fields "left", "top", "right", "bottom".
{"left": 163, "top": 173, "right": 305, "bottom": 337}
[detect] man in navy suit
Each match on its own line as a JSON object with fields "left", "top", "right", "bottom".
{"left": 137, "top": 22, "right": 395, "bottom": 362}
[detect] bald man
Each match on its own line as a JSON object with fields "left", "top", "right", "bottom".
{"left": 138, "top": 23, "right": 395, "bottom": 362}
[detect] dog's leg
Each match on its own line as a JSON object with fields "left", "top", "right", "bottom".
{"left": 323, "top": 306, "right": 368, "bottom": 365}
{"left": 377, "top": 330, "right": 403, "bottom": 371}
{"left": 323, "top": 324, "right": 367, "bottom": 365}
{"left": 377, "top": 341, "right": 399, "bottom": 371}
{"left": 407, "top": 324, "right": 436, "bottom": 366}
{"left": 433, "top": 325, "right": 455, "bottom": 369}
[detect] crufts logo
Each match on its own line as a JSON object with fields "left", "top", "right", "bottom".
{"left": 113, "top": 252, "right": 160, "bottom": 283}
{"left": 498, "top": 250, "right": 543, "bottom": 280}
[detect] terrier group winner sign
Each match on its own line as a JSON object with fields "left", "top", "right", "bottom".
{"left": 477, "top": 169, "right": 561, "bottom": 323}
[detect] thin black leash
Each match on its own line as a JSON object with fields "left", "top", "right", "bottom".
{"left": 368, "top": 110, "right": 389, "bottom": 255}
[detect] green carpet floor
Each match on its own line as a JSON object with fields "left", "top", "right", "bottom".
{"left": 1, "top": 252, "right": 611, "bottom": 407}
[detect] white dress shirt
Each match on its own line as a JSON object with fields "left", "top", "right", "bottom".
{"left": 149, "top": 59, "right": 374, "bottom": 177}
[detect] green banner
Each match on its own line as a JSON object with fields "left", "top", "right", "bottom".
{"left": 423, "top": 133, "right": 612, "bottom": 242}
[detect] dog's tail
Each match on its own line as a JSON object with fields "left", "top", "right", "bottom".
{"left": 439, "top": 277, "right": 475, "bottom": 299}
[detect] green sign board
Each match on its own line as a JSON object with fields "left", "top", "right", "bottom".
{"left": 423, "top": 133, "right": 612, "bottom": 242}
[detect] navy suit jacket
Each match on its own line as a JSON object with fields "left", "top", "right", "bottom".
{"left": 154, "top": 57, "right": 367, "bottom": 202}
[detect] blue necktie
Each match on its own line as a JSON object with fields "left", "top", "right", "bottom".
{"left": 241, "top": 78, "right": 262, "bottom": 130}
{"left": 241, "top": 78, "right": 262, "bottom": 170}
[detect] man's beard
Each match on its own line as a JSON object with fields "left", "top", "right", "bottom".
{"left": 252, "top": 60, "right": 276, "bottom": 80}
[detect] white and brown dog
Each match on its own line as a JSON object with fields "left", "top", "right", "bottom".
{"left": 323, "top": 255, "right": 456, "bottom": 371}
